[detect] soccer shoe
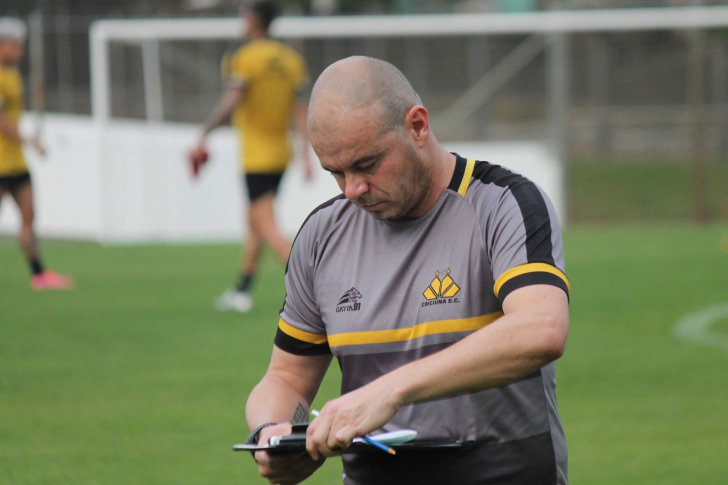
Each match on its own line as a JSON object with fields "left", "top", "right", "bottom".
{"left": 31, "top": 271, "right": 74, "bottom": 291}
{"left": 214, "top": 289, "right": 253, "bottom": 313}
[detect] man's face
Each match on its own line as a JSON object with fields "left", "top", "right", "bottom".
{"left": 0, "top": 39, "right": 24, "bottom": 65}
{"left": 314, "top": 108, "right": 432, "bottom": 222}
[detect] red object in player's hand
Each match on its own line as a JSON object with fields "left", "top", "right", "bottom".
{"left": 189, "top": 146, "right": 209, "bottom": 178}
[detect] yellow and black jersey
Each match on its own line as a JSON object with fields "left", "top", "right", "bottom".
{"left": 0, "top": 65, "right": 27, "bottom": 177}
{"left": 276, "top": 154, "right": 569, "bottom": 484}
{"left": 227, "top": 39, "right": 307, "bottom": 174}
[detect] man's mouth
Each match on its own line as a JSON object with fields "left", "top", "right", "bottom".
{"left": 359, "top": 201, "right": 383, "bottom": 210}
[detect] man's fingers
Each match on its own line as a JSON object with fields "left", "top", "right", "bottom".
{"left": 306, "top": 414, "right": 326, "bottom": 460}
{"left": 255, "top": 451, "right": 298, "bottom": 477}
{"left": 327, "top": 424, "right": 354, "bottom": 452}
{"left": 258, "top": 452, "right": 323, "bottom": 485}
{"left": 334, "top": 425, "right": 358, "bottom": 446}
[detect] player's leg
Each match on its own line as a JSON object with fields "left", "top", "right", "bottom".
{"left": 12, "top": 179, "right": 40, "bottom": 266}
{"left": 11, "top": 178, "right": 72, "bottom": 290}
{"left": 214, "top": 222, "right": 262, "bottom": 313}
{"left": 214, "top": 173, "right": 267, "bottom": 313}
{"left": 240, "top": 224, "right": 263, "bottom": 291}
{"left": 248, "top": 192, "right": 291, "bottom": 263}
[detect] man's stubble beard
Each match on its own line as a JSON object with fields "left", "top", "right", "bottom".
{"left": 371, "top": 143, "right": 432, "bottom": 222}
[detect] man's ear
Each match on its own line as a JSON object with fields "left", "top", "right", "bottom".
{"left": 405, "top": 105, "right": 430, "bottom": 148}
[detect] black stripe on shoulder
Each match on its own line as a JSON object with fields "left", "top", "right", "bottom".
{"left": 447, "top": 153, "right": 468, "bottom": 192}
{"left": 471, "top": 162, "right": 555, "bottom": 265}
{"left": 498, "top": 272, "right": 570, "bottom": 305}
{"left": 285, "top": 193, "right": 347, "bottom": 274}
{"left": 274, "top": 328, "right": 331, "bottom": 356}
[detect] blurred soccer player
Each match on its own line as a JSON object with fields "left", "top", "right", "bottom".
{"left": 189, "top": 0, "right": 311, "bottom": 313}
{"left": 0, "top": 17, "right": 72, "bottom": 291}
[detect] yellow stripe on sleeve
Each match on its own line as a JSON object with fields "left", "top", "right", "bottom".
{"left": 278, "top": 318, "right": 328, "bottom": 345}
{"left": 327, "top": 312, "right": 503, "bottom": 348}
{"left": 493, "top": 263, "right": 571, "bottom": 298}
{"left": 457, "top": 158, "right": 476, "bottom": 197}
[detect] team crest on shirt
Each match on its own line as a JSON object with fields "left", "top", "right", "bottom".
{"left": 336, "top": 287, "right": 362, "bottom": 313}
{"left": 422, "top": 269, "right": 461, "bottom": 307}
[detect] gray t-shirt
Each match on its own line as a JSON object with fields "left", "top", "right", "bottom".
{"left": 275, "top": 154, "right": 570, "bottom": 485}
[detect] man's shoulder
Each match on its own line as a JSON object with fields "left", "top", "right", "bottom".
{"left": 295, "top": 194, "right": 352, "bottom": 238}
{"left": 466, "top": 159, "right": 544, "bottom": 202}
{"left": 234, "top": 40, "right": 303, "bottom": 69}
{"left": 279, "top": 42, "right": 305, "bottom": 61}
{"left": 233, "top": 41, "right": 261, "bottom": 62}
{"left": 462, "top": 159, "right": 555, "bottom": 223}
{"left": 470, "top": 159, "right": 529, "bottom": 188}
{"left": 0, "top": 65, "right": 14, "bottom": 86}
{"left": 0, "top": 66, "right": 21, "bottom": 97}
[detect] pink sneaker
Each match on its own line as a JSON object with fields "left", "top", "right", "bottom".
{"left": 31, "top": 271, "right": 74, "bottom": 291}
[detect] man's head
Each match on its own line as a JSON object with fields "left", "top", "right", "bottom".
{"left": 243, "top": 1, "right": 278, "bottom": 39}
{"left": 308, "top": 56, "right": 440, "bottom": 222}
{"left": 0, "top": 17, "right": 26, "bottom": 65}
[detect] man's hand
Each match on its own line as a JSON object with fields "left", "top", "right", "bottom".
{"left": 306, "top": 377, "right": 402, "bottom": 460}
{"left": 254, "top": 423, "right": 325, "bottom": 485}
{"left": 188, "top": 142, "right": 209, "bottom": 178}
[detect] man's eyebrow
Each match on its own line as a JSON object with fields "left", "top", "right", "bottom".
{"left": 351, "top": 152, "right": 384, "bottom": 167}
{"left": 321, "top": 151, "right": 384, "bottom": 173}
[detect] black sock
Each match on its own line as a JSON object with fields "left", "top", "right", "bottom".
{"left": 237, "top": 273, "right": 254, "bottom": 293}
{"left": 30, "top": 257, "right": 44, "bottom": 276}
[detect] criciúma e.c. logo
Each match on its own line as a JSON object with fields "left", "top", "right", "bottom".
{"left": 336, "top": 287, "right": 362, "bottom": 313}
{"left": 422, "top": 269, "right": 461, "bottom": 307}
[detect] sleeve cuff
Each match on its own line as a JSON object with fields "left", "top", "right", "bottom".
{"left": 494, "top": 263, "right": 570, "bottom": 304}
{"left": 274, "top": 318, "right": 330, "bottom": 356}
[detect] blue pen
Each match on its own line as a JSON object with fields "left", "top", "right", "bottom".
{"left": 361, "top": 435, "right": 396, "bottom": 455}
{"left": 311, "top": 410, "right": 396, "bottom": 455}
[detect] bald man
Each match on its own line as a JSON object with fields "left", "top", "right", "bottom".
{"left": 244, "top": 56, "right": 570, "bottom": 485}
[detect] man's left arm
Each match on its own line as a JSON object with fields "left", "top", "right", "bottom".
{"left": 306, "top": 284, "right": 568, "bottom": 459}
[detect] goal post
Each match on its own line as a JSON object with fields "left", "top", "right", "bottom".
{"left": 81, "top": 6, "right": 728, "bottom": 242}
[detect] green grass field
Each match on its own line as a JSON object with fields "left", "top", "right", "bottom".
{"left": 2, "top": 224, "right": 728, "bottom": 484}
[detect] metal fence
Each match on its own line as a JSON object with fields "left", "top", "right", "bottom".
{"left": 17, "top": 4, "right": 728, "bottom": 160}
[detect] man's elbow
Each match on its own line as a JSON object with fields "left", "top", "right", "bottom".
{"left": 536, "top": 314, "right": 569, "bottom": 362}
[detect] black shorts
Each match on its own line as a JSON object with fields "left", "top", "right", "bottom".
{"left": 245, "top": 173, "right": 283, "bottom": 202}
{"left": 0, "top": 172, "right": 31, "bottom": 192}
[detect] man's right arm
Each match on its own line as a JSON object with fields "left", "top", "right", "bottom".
{"left": 246, "top": 346, "right": 332, "bottom": 428}
{"left": 245, "top": 346, "right": 332, "bottom": 484}
{"left": 188, "top": 87, "right": 243, "bottom": 174}
{"left": 199, "top": 86, "right": 244, "bottom": 140}
{"left": 0, "top": 114, "right": 44, "bottom": 155}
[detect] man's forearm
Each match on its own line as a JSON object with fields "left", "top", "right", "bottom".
{"left": 383, "top": 288, "right": 569, "bottom": 408}
{"left": 199, "top": 88, "right": 243, "bottom": 139}
{"left": 246, "top": 375, "right": 312, "bottom": 429}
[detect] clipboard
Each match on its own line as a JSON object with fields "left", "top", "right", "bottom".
{"left": 233, "top": 423, "right": 467, "bottom": 453}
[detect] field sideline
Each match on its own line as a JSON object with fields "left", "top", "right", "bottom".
{"left": 1, "top": 224, "right": 727, "bottom": 484}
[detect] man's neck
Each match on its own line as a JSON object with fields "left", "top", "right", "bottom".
{"left": 248, "top": 30, "right": 269, "bottom": 41}
{"left": 429, "top": 148, "right": 458, "bottom": 201}
{"left": 405, "top": 148, "right": 457, "bottom": 220}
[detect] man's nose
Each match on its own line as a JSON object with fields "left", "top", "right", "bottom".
{"left": 344, "top": 173, "right": 368, "bottom": 200}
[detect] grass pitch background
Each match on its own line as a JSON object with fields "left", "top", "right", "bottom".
{"left": 2, "top": 169, "right": 728, "bottom": 484}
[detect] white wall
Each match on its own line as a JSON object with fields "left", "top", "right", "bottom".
{"left": 0, "top": 114, "right": 563, "bottom": 243}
